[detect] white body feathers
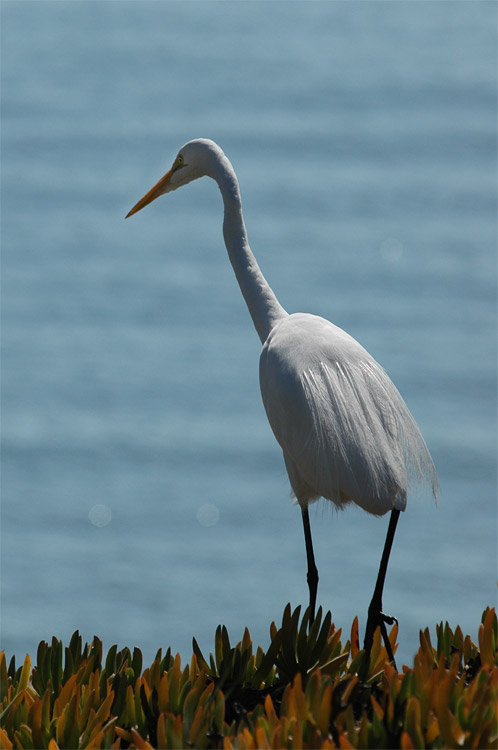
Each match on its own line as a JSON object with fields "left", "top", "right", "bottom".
{"left": 260, "top": 312, "right": 437, "bottom": 514}
{"left": 127, "top": 138, "right": 439, "bottom": 518}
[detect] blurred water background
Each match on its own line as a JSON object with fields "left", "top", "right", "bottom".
{"left": 2, "top": 1, "right": 496, "bottom": 670}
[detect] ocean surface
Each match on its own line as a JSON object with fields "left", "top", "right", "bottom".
{"left": 2, "top": 1, "right": 496, "bottom": 671}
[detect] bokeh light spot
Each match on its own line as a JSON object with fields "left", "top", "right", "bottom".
{"left": 89, "top": 504, "right": 112, "bottom": 527}
{"left": 196, "top": 503, "right": 220, "bottom": 527}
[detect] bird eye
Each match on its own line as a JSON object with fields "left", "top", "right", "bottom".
{"left": 175, "top": 154, "right": 184, "bottom": 168}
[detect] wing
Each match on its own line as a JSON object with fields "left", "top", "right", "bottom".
{"left": 259, "top": 313, "right": 438, "bottom": 515}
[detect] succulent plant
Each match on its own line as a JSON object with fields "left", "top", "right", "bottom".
{"left": 0, "top": 605, "right": 496, "bottom": 748}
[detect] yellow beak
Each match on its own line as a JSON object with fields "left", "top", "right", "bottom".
{"left": 125, "top": 168, "right": 173, "bottom": 218}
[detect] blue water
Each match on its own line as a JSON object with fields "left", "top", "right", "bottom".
{"left": 2, "top": 2, "right": 496, "bottom": 671}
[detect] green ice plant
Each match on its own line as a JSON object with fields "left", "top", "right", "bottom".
{"left": 1, "top": 605, "right": 496, "bottom": 749}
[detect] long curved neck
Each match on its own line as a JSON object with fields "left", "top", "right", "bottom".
{"left": 210, "top": 153, "right": 287, "bottom": 344}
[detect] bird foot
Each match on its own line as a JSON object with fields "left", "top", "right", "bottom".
{"left": 365, "top": 607, "right": 397, "bottom": 635}
{"left": 379, "top": 611, "right": 398, "bottom": 627}
{"left": 363, "top": 608, "right": 398, "bottom": 667}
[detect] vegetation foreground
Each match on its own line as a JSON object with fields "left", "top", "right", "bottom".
{"left": 1, "top": 605, "right": 496, "bottom": 749}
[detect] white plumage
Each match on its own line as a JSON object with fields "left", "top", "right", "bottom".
{"left": 260, "top": 312, "right": 437, "bottom": 515}
{"left": 127, "top": 138, "right": 439, "bottom": 663}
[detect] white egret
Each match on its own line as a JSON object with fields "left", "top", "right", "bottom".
{"left": 126, "top": 139, "right": 439, "bottom": 662}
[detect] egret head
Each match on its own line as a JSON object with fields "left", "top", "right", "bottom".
{"left": 126, "top": 139, "right": 220, "bottom": 218}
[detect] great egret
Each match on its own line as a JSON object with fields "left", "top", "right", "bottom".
{"left": 126, "top": 139, "right": 439, "bottom": 663}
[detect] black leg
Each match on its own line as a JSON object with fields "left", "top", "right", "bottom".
{"left": 363, "top": 509, "right": 400, "bottom": 665}
{"left": 301, "top": 506, "right": 319, "bottom": 625}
